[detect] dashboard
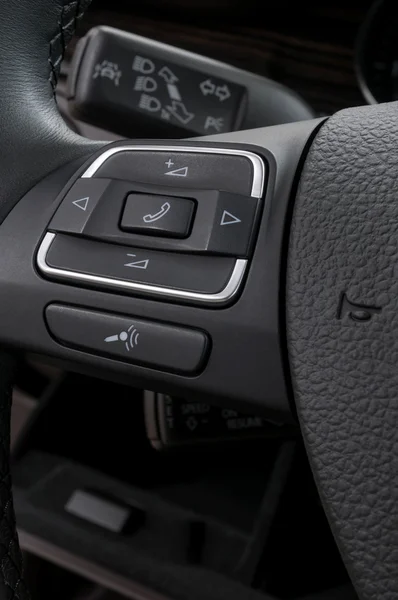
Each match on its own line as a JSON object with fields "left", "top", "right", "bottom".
{"left": 356, "top": 0, "right": 398, "bottom": 103}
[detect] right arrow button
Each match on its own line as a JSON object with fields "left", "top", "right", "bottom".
{"left": 220, "top": 210, "right": 242, "bottom": 226}
{"left": 208, "top": 192, "right": 261, "bottom": 257}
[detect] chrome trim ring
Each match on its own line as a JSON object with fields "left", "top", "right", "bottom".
{"left": 37, "top": 233, "right": 248, "bottom": 304}
{"left": 82, "top": 145, "right": 265, "bottom": 198}
{"left": 37, "top": 145, "right": 265, "bottom": 304}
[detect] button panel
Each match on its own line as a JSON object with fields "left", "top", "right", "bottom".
{"left": 80, "top": 185, "right": 259, "bottom": 257}
{"left": 39, "top": 144, "right": 266, "bottom": 306}
{"left": 120, "top": 193, "right": 195, "bottom": 238}
{"left": 46, "top": 305, "right": 209, "bottom": 374}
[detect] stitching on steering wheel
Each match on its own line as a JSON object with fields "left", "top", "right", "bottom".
{"left": 0, "top": 1, "right": 93, "bottom": 596}
{"left": 48, "top": 0, "right": 85, "bottom": 92}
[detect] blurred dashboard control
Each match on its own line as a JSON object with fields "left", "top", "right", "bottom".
{"left": 65, "top": 489, "right": 145, "bottom": 534}
{"left": 144, "top": 392, "right": 291, "bottom": 450}
{"left": 67, "top": 26, "right": 314, "bottom": 138}
{"left": 356, "top": 0, "right": 398, "bottom": 104}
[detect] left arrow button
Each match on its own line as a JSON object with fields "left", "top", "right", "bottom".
{"left": 72, "top": 196, "right": 90, "bottom": 211}
{"left": 49, "top": 178, "right": 111, "bottom": 235}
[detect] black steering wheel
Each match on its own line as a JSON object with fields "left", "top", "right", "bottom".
{"left": 0, "top": 2, "right": 397, "bottom": 599}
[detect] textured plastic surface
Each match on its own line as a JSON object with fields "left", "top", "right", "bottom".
{"left": 286, "top": 102, "right": 398, "bottom": 600}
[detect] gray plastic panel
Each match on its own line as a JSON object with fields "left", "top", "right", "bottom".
{"left": 0, "top": 130, "right": 323, "bottom": 418}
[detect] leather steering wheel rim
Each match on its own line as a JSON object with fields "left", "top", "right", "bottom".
{"left": 0, "top": 1, "right": 100, "bottom": 598}
{"left": 0, "top": 2, "right": 397, "bottom": 600}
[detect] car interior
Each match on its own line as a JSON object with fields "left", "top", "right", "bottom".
{"left": 1, "top": 0, "right": 397, "bottom": 599}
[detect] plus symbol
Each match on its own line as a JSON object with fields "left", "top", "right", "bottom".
{"left": 165, "top": 159, "right": 174, "bottom": 169}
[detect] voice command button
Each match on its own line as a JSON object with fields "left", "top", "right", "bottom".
{"left": 45, "top": 305, "right": 209, "bottom": 374}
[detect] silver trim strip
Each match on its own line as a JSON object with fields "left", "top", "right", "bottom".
{"left": 37, "top": 233, "right": 248, "bottom": 304}
{"left": 81, "top": 145, "right": 265, "bottom": 198}
{"left": 38, "top": 144, "right": 263, "bottom": 304}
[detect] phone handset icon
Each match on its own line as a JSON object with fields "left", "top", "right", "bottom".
{"left": 143, "top": 202, "right": 171, "bottom": 224}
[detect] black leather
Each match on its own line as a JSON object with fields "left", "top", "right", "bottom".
{"left": 0, "top": 352, "right": 29, "bottom": 600}
{"left": 0, "top": 354, "right": 26, "bottom": 600}
{"left": 0, "top": 0, "right": 101, "bottom": 224}
{"left": 0, "top": 1, "right": 100, "bottom": 597}
{"left": 286, "top": 102, "right": 398, "bottom": 600}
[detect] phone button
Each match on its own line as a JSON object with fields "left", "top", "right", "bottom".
{"left": 121, "top": 193, "right": 195, "bottom": 238}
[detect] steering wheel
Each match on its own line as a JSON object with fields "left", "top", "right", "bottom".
{"left": 0, "top": 1, "right": 396, "bottom": 599}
